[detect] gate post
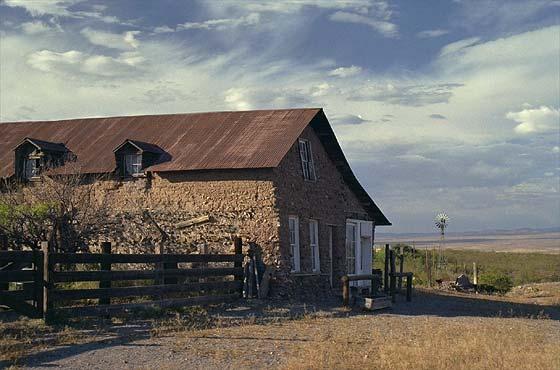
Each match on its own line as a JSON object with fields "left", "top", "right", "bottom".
{"left": 384, "top": 244, "right": 390, "bottom": 293}
{"left": 99, "top": 241, "right": 111, "bottom": 305}
{"left": 33, "top": 248, "right": 43, "bottom": 317}
{"left": 233, "top": 237, "right": 243, "bottom": 297}
{"left": 41, "top": 241, "right": 51, "bottom": 323}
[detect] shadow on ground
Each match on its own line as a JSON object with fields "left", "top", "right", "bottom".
{"left": 1, "top": 287, "right": 558, "bottom": 368}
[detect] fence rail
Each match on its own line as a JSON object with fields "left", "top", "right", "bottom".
{"left": 0, "top": 237, "right": 245, "bottom": 322}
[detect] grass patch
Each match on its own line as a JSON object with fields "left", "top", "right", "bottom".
{"left": 374, "top": 247, "right": 560, "bottom": 291}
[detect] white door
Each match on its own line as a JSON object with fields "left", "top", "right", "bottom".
{"left": 346, "top": 219, "right": 373, "bottom": 287}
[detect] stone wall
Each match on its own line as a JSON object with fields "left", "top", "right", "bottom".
{"left": 272, "top": 125, "right": 371, "bottom": 294}
{"left": 88, "top": 169, "right": 282, "bottom": 267}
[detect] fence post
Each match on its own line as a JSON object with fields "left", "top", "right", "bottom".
{"left": 406, "top": 274, "right": 412, "bottom": 302}
{"left": 384, "top": 244, "right": 390, "bottom": 293}
{"left": 233, "top": 237, "right": 243, "bottom": 296}
{"left": 398, "top": 253, "right": 404, "bottom": 290}
{"left": 33, "top": 248, "right": 43, "bottom": 316}
{"left": 341, "top": 275, "right": 350, "bottom": 306}
{"left": 390, "top": 250, "right": 396, "bottom": 303}
{"left": 41, "top": 241, "right": 51, "bottom": 323}
{"left": 99, "top": 241, "right": 111, "bottom": 305}
{"left": 0, "top": 235, "right": 8, "bottom": 292}
{"left": 473, "top": 262, "right": 478, "bottom": 291}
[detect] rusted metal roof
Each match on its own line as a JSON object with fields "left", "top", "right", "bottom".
{"left": 1, "top": 109, "right": 320, "bottom": 176}
{"left": 0, "top": 108, "right": 390, "bottom": 225}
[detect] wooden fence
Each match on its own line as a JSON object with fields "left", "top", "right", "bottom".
{"left": 0, "top": 238, "right": 245, "bottom": 322}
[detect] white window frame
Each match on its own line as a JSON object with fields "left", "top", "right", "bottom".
{"left": 289, "top": 215, "right": 301, "bottom": 272}
{"left": 24, "top": 158, "right": 39, "bottom": 180}
{"left": 345, "top": 222, "right": 357, "bottom": 275}
{"left": 124, "top": 154, "right": 143, "bottom": 176}
{"left": 298, "top": 139, "right": 316, "bottom": 181}
{"left": 309, "top": 219, "right": 320, "bottom": 272}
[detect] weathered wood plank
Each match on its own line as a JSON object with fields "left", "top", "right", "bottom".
{"left": 0, "top": 270, "right": 35, "bottom": 282}
{"left": 0, "top": 288, "right": 36, "bottom": 301}
{"left": 53, "top": 293, "right": 240, "bottom": 317}
{"left": 0, "top": 293, "right": 41, "bottom": 318}
{"left": 52, "top": 267, "right": 243, "bottom": 283}
{"left": 0, "top": 251, "right": 35, "bottom": 263}
{"left": 51, "top": 280, "right": 242, "bottom": 300}
{"left": 50, "top": 253, "right": 243, "bottom": 264}
{"left": 175, "top": 215, "right": 211, "bottom": 229}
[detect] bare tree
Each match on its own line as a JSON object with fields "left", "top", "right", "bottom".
{"left": 0, "top": 168, "right": 110, "bottom": 252}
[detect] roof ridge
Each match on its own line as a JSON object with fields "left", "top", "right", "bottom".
{"left": 0, "top": 108, "right": 323, "bottom": 125}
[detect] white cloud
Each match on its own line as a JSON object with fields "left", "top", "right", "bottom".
{"left": 157, "top": 13, "right": 261, "bottom": 33}
{"left": 3, "top": 0, "right": 79, "bottom": 17}
{"left": 20, "top": 20, "right": 61, "bottom": 34}
{"left": 26, "top": 49, "right": 143, "bottom": 77}
{"left": 330, "top": 114, "right": 371, "bottom": 125}
{"left": 329, "top": 11, "right": 398, "bottom": 37}
{"left": 80, "top": 28, "right": 140, "bottom": 50}
{"left": 439, "top": 37, "right": 480, "bottom": 57}
{"left": 507, "top": 105, "right": 560, "bottom": 134}
{"left": 346, "top": 83, "right": 462, "bottom": 106}
{"left": 328, "top": 65, "right": 362, "bottom": 78}
{"left": 417, "top": 29, "right": 449, "bottom": 38}
{"left": 553, "top": 146, "right": 560, "bottom": 153}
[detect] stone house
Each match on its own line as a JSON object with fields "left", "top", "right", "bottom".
{"left": 0, "top": 108, "right": 390, "bottom": 295}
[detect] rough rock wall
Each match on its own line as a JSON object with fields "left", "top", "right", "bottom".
{"left": 89, "top": 169, "right": 282, "bottom": 266}
{"left": 273, "top": 125, "right": 371, "bottom": 294}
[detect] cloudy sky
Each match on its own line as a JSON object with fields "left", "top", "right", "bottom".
{"left": 0, "top": 0, "right": 559, "bottom": 233}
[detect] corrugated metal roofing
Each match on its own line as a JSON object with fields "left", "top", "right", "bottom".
{"left": 0, "top": 108, "right": 390, "bottom": 225}
{"left": 0, "top": 108, "right": 320, "bottom": 176}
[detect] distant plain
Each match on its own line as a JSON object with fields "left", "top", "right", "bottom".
{"left": 377, "top": 231, "right": 560, "bottom": 253}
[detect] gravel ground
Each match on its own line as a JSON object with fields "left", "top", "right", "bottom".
{"left": 4, "top": 285, "right": 560, "bottom": 369}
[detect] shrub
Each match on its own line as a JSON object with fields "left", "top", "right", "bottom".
{"left": 479, "top": 271, "right": 513, "bottom": 293}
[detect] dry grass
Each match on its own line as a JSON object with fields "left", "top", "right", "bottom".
{"left": 0, "top": 317, "right": 90, "bottom": 365}
{"left": 282, "top": 316, "right": 560, "bottom": 370}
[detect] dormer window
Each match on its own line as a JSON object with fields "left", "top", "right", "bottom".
{"left": 114, "top": 139, "right": 166, "bottom": 178}
{"left": 13, "top": 138, "right": 69, "bottom": 181}
{"left": 24, "top": 158, "right": 39, "bottom": 179}
{"left": 124, "top": 154, "right": 142, "bottom": 176}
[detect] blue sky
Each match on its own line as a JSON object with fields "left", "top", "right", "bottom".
{"left": 0, "top": 0, "right": 559, "bottom": 233}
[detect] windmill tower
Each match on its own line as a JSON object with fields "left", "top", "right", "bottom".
{"left": 434, "top": 212, "right": 449, "bottom": 270}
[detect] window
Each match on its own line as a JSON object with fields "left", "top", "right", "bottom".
{"left": 309, "top": 219, "right": 320, "bottom": 272}
{"left": 298, "top": 139, "right": 316, "bottom": 181}
{"left": 345, "top": 223, "right": 357, "bottom": 274}
{"left": 289, "top": 216, "right": 300, "bottom": 272}
{"left": 124, "top": 154, "right": 142, "bottom": 176}
{"left": 24, "top": 158, "right": 39, "bottom": 180}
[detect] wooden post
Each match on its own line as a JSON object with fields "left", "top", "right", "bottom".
{"left": 384, "top": 244, "right": 390, "bottom": 293}
{"left": 41, "top": 241, "right": 51, "bottom": 323}
{"left": 99, "top": 242, "right": 111, "bottom": 305}
{"left": 406, "top": 274, "right": 412, "bottom": 302}
{"left": 341, "top": 275, "right": 350, "bottom": 306}
{"left": 233, "top": 237, "right": 243, "bottom": 297}
{"left": 0, "top": 235, "right": 8, "bottom": 292}
{"left": 398, "top": 254, "right": 404, "bottom": 291}
{"left": 390, "top": 250, "right": 396, "bottom": 303}
{"left": 33, "top": 249, "right": 43, "bottom": 315}
{"left": 473, "top": 262, "right": 478, "bottom": 290}
{"left": 425, "top": 248, "right": 430, "bottom": 287}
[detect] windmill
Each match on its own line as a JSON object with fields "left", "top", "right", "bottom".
{"left": 434, "top": 212, "right": 449, "bottom": 269}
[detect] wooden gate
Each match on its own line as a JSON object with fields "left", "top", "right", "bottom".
{"left": 0, "top": 238, "right": 245, "bottom": 321}
{"left": 0, "top": 250, "right": 43, "bottom": 318}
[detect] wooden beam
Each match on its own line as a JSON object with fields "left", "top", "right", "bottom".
{"left": 51, "top": 280, "right": 242, "bottom": 300}
{"left": 49, "top": 253, "right": 243, "bottom": 264}
{"left": 51, "top": 267, "right": 243, "bottom": 283}
{"left": 175, "top": 215, "right": 211, "bottom": 229}
{"left": 53, "top": 294, "right": 240, "bottom": 317}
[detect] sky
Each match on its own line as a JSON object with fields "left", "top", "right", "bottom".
{"left": 0, "top": 0, "right": 559, "bottom": 233}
